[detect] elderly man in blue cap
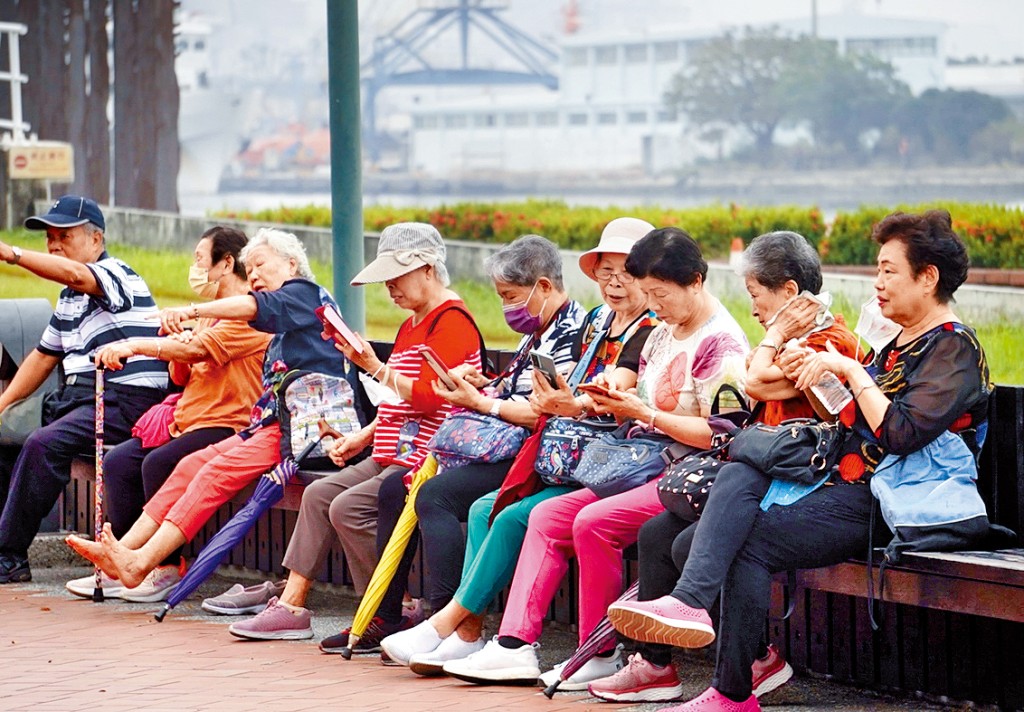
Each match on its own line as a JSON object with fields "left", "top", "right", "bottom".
{"left": 0, "top": 195, "right": 168, "bottom": 583}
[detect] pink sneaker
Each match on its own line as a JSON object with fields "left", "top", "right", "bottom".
{"left": 607, "top": 595, "right": 715, "bottom": 649}
{"left": 751, "top": 644, "right": 793, "bottom": 698}
{"left": 588, "top": 652, "right": 683, "bottom": 702}
{"left": 228, "top": 597, "right": 313, "bottom": 640}
{"left": 660, "top": 686, "right": 761, "bottom": 711}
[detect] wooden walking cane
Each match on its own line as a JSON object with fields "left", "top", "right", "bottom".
{"left": 92, "top": 364, "right": 105, "bottom": 602}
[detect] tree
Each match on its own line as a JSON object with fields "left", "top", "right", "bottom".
{"left": 665, "top": 28, "right": 909, "bottom": 162}
{"left": 0, "top": 0, "right": 177, "bottom": 210}
{"left": 664, "top": 27, "right": 797, "bottom": 158}
{"left": 897, "top": 88, "right": 1013, "bottom": 160}
{"left": 785, "top": 42, "right": 910, "bottom": 155}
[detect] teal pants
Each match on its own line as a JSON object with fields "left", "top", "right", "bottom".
{"left": 454, "top": 485, "right": 574, "bottom": 614}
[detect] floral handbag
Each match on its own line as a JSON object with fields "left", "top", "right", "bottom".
{"left": 534, "top": 416, "right": 620, "bottom": 486}
{"left": 427, "top": 408, "right": 529, "bottom": 472}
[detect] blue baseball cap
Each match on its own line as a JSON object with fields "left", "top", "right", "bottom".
{"left": 24, "top": 195, "right": 105, "bottom": 231}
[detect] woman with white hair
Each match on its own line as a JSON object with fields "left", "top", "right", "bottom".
{"left": 223, "top": 221, "right": 486, "bottom": 641}
{"left": 69, "top": 227, "right": 357, "bottom": 592}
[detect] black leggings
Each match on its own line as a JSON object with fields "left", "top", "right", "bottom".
{"left": 374, "top": 458, "right": 513, "bottom": 623}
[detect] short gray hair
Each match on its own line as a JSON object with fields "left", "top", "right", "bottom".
{"left": 484, "top": 234, "right": 564, "bottom": 290}
{"left": 241, "top": 227, "right": 315, "bottom": 281}
{"left": 741, "top": 231, "right": 823, "bottom": 294}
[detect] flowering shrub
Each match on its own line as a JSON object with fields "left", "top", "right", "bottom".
{"left": 221, "top": 201, "right": 1023, "bottom": 266}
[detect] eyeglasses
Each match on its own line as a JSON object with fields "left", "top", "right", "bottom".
{"left": 594, "top": 268, "right": 635, "bottom": 284}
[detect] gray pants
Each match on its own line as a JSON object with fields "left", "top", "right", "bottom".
{"left": 281, "top": 457, "right": 408, "bottom": 594}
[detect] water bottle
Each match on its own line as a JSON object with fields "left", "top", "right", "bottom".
{"left": 810, "top": 370, "right": 853, "bottom": 415}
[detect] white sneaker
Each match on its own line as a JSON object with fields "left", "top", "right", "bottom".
{"left": 442, "top": 637, "right": 541, "bottom": 685}
{"left": 66, "top": 571, "right": 125, "bottom": 600}
{"left": 121, "top": 563, "right": 182, "bottom": 603}
{"left": 409, "top": 633, "right": 486, "bottom": 677}
{"left": 538, "top": 643, "right": 624, "bottom": 691}
{"left": 380, "top": 620, "right": 444, "bottom": 666}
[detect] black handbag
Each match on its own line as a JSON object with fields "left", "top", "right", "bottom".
{"left": 656, "top": 384, "right": 754, "bottom": 519}
{"left": 728, "top": 418, "right": 844, "bottom": 485}
{"left": 657, "top": 437, "right": 732, "bottom": 520}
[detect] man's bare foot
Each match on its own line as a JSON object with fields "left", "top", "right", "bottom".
{"left": 99, "top": 523, "right": 150, "bottom": 588}
{"left": 66, "top": 534, "right": 119, "bottom": 578}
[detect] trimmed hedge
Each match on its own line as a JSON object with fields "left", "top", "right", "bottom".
{"left": 219, "top": 200, "right": 1024, "bottom": 267}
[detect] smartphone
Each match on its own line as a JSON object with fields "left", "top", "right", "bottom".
{"left": 419, "top": 346, "right": 457, "bottom": 390}
{"left": 576, "top": 381, "right": 612, "bottom": 397}
{"left": 314, "top": 304, "right": 363, "bottom": 354}
{"left": 529, "top": 350, "right": 559, "bottom": 388}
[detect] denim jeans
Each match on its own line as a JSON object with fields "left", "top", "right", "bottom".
{"left": 708, "top": 482, "right": 878, "bottom": 699}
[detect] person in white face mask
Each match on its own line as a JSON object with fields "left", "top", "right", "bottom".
{"left": 64, "top": 227, "right": 271, "bottom": 602}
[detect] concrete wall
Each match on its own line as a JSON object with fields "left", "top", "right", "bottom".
{"left": 62, "top": 203, "right": 1024, "bottom": 321}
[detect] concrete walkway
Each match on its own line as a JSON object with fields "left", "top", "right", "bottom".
{"left": 1, "top": 566, "right": 948, "bottom": 712}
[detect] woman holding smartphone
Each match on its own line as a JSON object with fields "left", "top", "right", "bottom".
{"left": 379, "top": 218, "right": 659, "bottom": 675}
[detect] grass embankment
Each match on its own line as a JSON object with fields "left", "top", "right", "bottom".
{"left": 1, "top": 229, "right": 1021, "bottom": 385}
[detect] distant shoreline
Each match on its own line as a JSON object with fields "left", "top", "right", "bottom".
{"left": 213, "top": 164, "right": 1024, "bottom": 214}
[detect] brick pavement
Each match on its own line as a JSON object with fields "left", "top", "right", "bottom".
{"left": 1, "top": 583, "right": 597, "bottom": 712}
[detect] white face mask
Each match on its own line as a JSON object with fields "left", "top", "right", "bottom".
{"left": 188, "top": 264, "right": 219, "bottom": 300}
{"left": 855, "top": 296, "right": 901, "bottom": 354}
{"left": 358, "top": 371, "right": 403, "bottom": 407}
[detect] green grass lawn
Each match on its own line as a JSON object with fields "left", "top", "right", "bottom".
{"left": 2, "top": 229, "right": 1021, "bottom": 385}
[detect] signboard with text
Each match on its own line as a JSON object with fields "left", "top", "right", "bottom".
{"left": 7, "top": 142, "right": 74, "bottom": 181}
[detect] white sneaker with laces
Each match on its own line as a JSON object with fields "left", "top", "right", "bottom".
{"left": 66, "top": 571, "right": 125, "bottom": 600}
{"left": 538, "top": 643, "right": 624, "bottom": 691}
{"left": 442, "top": 637, "right": 541, "bottom": 685}
{"left": 409, "top": 633, "right": 486, "bottom": 676}
{"left": 121, "top": 564, "right": 182, "bottom": 603}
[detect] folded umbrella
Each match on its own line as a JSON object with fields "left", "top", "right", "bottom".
{"left": 154, "top": 419, "right": 341, "bottom": 622}
{"left": 339, "top": 453, "right": 439, "bottom": 659}
{"left": 543, "top": 579, "right": 639, "bottom": 698}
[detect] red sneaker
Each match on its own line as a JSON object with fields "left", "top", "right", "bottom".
{"left": 587, "top": 652, "right": 682, "bottom": 702}
{"left": 751, "top": 644, "right": 793, "bottom": 698}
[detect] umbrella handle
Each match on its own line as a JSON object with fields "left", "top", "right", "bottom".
{"left": 154, "top": 604, "right": 170, "bottom": 623}
{"left": 542, "top": 680, "right": 561, "bottom": 699}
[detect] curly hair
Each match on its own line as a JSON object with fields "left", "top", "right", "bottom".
{"left": 873, "top": 210, "right": 969, "bottom": 304}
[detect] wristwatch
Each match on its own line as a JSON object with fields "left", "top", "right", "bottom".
{"left": 5, "top": 246, "right": 22, "bottom": 265}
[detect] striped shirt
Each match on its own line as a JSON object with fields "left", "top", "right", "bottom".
{"left": 37, "top": 253, "right": 168, "bottom": 389}
{"left": 370, "top": 300, "right": 483, "bottom": 469}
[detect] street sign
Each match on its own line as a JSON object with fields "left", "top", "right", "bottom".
{"left": 7, "top": 142, "right": 74, "bottom": 181}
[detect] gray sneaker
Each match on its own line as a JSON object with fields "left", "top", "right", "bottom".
{"left": 201, "top": 580, "right": 287, "bottom": 615}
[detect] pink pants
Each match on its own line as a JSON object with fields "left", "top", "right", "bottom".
{"left": 497, "top": 477, "right": 665, "bottom": 646}
{"left": 142, "top": 426, "right": 281, "bottom": 541}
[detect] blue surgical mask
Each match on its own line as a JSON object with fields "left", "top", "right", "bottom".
{"left": 502, "top": 283, "right": 547, "bottom": 334}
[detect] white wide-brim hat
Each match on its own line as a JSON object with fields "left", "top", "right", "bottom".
{"left": 578, "top": 217, "right": 656, "bottom": 281}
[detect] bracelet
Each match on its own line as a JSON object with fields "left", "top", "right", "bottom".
{"left": 573, "top": 396, "right": 589, "bottom": 419}
{"left": 371, "top": 362, "right": 387, "bottom": 381}
{"left": 758, "top": 340, "right": 781, "bottom": 352}
{"left": 489, "top": 398, "right": 502, "bottom": 418}
{"left": 189, "top": 303, "right": 200, "bottom": 320}
{"left": 852, "top": 382, "right": 877, "bottom": 399}
{"left": 648, "top": 408, "right": 658, "bottom": 429}
{"left": 155, "top": 340, "right": 162, "bottom": 360}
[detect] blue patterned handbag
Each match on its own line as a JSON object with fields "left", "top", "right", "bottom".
{"left": 534, "top": 416, "right": 619, "bottom": 486}
{"left": 427, "top": 408, "right": 529, "bottom": 472}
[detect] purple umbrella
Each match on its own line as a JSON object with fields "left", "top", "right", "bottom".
{"left": 543, "top": 580, "right": 640, "bottom": 698}
{"left": 154, "top": 419, "right": 341, "bottom": 622}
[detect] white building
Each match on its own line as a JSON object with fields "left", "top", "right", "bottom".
{"left": 407, "top": 13, "right": 948, "bottom": 178}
